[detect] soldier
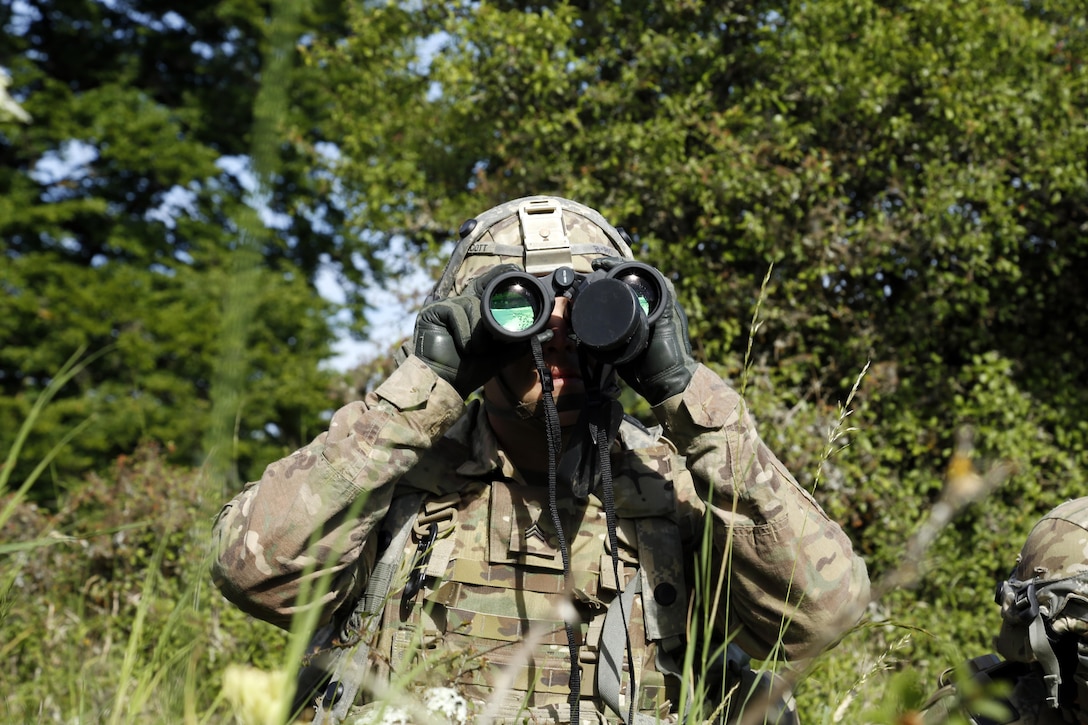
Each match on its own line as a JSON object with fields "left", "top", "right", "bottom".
{"left": 211, "top": 196, "right": 871, "bottom": 724}
{"left": 924, "top": 497, "right": 1088, "bottom": 724}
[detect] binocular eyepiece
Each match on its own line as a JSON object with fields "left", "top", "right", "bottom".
{"left": 481, "top": 262, "right": 669, "bottom": 364}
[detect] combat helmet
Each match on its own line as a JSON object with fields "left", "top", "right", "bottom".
{"left": 427, "top": 195, "right": 634, "bottom": 302}
{"left": 994, "top": 497, "right": 1088, "bottom": 712}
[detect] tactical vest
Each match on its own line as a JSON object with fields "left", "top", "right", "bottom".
{"left": 373, "top": 420, "right": 700, "bottom": 723}
{"left": 302, "top": 418, "right": 795, "bottom": 724}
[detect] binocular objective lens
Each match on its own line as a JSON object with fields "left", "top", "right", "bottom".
{"left": 488, "top": 283, "right": 542, "bottom": 333}
{"left": 619, "top": 273, "right": 658, "bottom": 316}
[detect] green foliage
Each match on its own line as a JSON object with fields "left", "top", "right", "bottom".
{"left": 3, "top": 0, "right": 1088, "bottom": 722}
{"left": 315, "top": 1, "right": 1088, "bottom": 721}
{"left": 0, "top": 0, "right": 359, "bottom": 493}
{"left": 0, "top": 443, "right": 288, "bottom": 722}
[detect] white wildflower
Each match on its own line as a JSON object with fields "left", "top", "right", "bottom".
{"left": 349, "top": 687, "right": 469, "bottom": 725}
{"left": 423, "top": 687, "right": 468, "bottom": 724}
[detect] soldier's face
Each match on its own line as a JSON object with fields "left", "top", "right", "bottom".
{"left": 484, "top": 296, "right": 584, "bottom": 425}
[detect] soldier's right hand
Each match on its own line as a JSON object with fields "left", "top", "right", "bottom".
{"left": 413, "top": 264, "right": 522, "bottom": 398}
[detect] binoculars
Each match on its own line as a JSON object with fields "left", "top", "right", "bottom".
{"left": 480, "top": 262, "right": 669, "bottom": 364}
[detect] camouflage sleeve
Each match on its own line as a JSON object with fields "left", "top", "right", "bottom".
{"left": 210, "top": 355, "right": 464, "bottom": 629}
{"left": 655, "top": 364, "right": 871, "bottom": 660}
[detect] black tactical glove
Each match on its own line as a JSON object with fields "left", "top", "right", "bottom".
{"left": 592, "top": 257, "right": 698, "bottom": 406}
{"left": 413, "top": 264, "right": 522, "bottom": 398}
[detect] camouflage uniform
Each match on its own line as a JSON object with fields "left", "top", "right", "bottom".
{"left": 211, "top": 197, "right": 871, "bottom": 723}
{"left": 924, "top": 498, "right": 1088, "bottom": 725}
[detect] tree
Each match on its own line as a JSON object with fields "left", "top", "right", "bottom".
{"left": 315, "top": 0, "right": 1088, "bottom": 715}
{"left": 0, "top": 0, "right": 360, "bottom": 494}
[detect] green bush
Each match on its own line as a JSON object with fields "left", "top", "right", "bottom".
{"left": 0, "top": 443, "right": 288, "bottom": 723}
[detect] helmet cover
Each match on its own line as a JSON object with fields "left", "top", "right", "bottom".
{"left": 994, "top": 497, "right": 1088, "bottom": 710}
{"left": 427, "top": 195, "right": 634, "bottom": 302}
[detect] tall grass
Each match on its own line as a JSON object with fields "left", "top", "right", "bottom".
{"left": 1, "top": 301, "right": 1013, "bottom": 725}
{"left": 0, "top": 352, "right": 286, "bottom": 722}
{"left": 0, "top": 436, "right": 993, "bottom": 725}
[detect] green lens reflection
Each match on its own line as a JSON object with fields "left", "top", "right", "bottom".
{"left": 489, "top": 284, "right": 541, "bottom": 332}
{"left": 620, "top": 273, "right": 657, "bottom": 315}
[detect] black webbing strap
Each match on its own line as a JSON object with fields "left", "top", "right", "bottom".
{"left": 530, "top": 333, "right": 583, "bottom": 723}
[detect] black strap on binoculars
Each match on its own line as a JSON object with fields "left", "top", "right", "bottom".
{"left": 527, "top": 337, "right": 635, "bottom": 724}
{"left": 530, "top": 333, "right": 583, "bottom": 722}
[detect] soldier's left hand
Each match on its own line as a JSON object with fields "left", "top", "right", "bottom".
{"left": 591, "top": 257, "right": 698, "bottom": 406}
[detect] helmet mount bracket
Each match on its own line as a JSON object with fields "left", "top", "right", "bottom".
{"left": 518, "top": 199, "right": 574, "bottom": 275}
